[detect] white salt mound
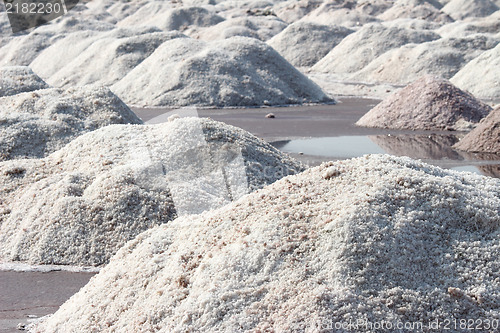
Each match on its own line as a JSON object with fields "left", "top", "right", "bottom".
{"left": 0, "top": 66, "right": 49, "bottom": 97}
{"left": 267, "top": 22, "right": 353, "bottom": 67}
{"left": 450, "top": 43, "right": 500, "bottom": 100}
{"left": 311, "top": 23, "right": 440, "bottom": 75}
{"left": 31, "top": 154, "right": 500, "bottom": 332}
{"left": 30, "top": 27, "right": 164, "bottom": 80}
{"left": 0, "top": 117, "right": 304, "bottom": 266}
{"left": 299, "top": 1, "right": 380, "bottom": 28}
{"left": 47, "top": 31, "right": 184, "bottom": 88}
{"left": 0, "top": 31, "right": 62, "bottom": 66}
{"left": 356, "top": 76, "right": 492, "bottom": 131}
{"left": 112, "top": 36, "right": 332, "bottom": 107}
{"left": 273, "top": 0, "right": 323, "bottom": 23}
{"left": 0, "top": 86, "right": 142, "bottom": 161}
{"left": 454, "top": 106, "right": 500, "bottom": 154}
{"left": 351, "top": 35, "right": 499, "bottom": 85}
{"left": 195, "top": 16, "right": 287, "bottom": 41}
{"left": 378, "top": 0, "right": 452, "bottom": 23}
{"left": 442, "top": 0, "right": 499, "bottom": 20}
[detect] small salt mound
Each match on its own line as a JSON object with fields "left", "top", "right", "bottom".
{"left": 119, "top": 5, "right": 224, "bottom": 32}
{"left": 30, "top": 27, "right": 164, "bottom": 80}
{"left": 454, "top": 106, "right": 500, "bottom": 154}
{"left": 299, "top": 4, "right": 380, "bottom": 28}
{"left": 0, "top": 118, "right": 304, "bottom": 266}
{"left": 47, "top": 31, "right": 184, "bottom": 88}
{"left": 116, "top": 1, "right": 175, "bottom": 27}
{"left": 0, "top": 31, "right": 63, "bottom": 66}
{"left": 450, "top": 43, "right": 500, "bottom": 100}
{"left": 437, "top": 17, "right": 500, "bottom": 38}
{"left": 378, "top": 0, "right": 452, "bottom": 23}
{"left": 112, "top": 36, "right": 332, "bottom": 107}
{"left": 0, "top": 86, "right": 142, "bottom": 161}
{"left": 195, "top": 16, "right": 287, "bottom": 41}
{"left": 30, "top": 155, "right": 500, "bottom": 332}
{"left": 442, "top": 0, "right": 499, "bottom": 20}
{"left": 34, "top": 16, "right": 116, "bottom": 35}
{"left": 355, "top": 0, "right": 396, "bottom": 16}
{"left": 267, "top": 22, "right": 353, "bottom": 67}
{"left": 311, "top": 23, "right": 440, "bottom": 75}
{"left": 351, "top": 35, "right": 499, "bottom": 85}
{"left": 0, "top": 66, "right": 49, "bottom": 97}
{"left": 382, "top": 17, "right": 442, "bottom": 30}
{"left": 273, "top": 0, "right": 323, "bottom": 23}
{"left": 356, "top": 76, "right": 492, "bottom": 131}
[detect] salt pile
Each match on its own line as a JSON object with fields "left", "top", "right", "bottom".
{"left": 450, "top": 43, "right": 500, "bottom": 100}
{"left": 30, "top": 154, "right": 500, "bottom": 332}
{"left": 195, "top": 16, "right": 287, "bottom": 41}
{"left": 311, "top": 23, "right": 440, "bottom": 75}
{"left": 454, "top": 106, "right": 500, "bottom": 154}
{"left": 267, "top": 22, "right": 353, "bottom": 67}
{"left": 30, "top": 27, "right": 164, "bottom": 80}
{"left": 0, "top": 117, "right": 304, "bottom": 266}
{"left": 0, "top": 86, "right": 142, "bottom": 161}
{"left": 118, "top": 5, "right": 224, "bottom": 33}
{"left": 0, "top": 31, "right": 62, "bottom": 66}
{"left": 378, "top": 0, "right": 452, "bottom": 23}
{"left": 351, "top": 35, "right": 499, "bottom": 84}
{"left": 46, "top": 31, "right": 183, "bottom": 87}
{"left": 273, "top": 0, "right": 323, "bottom": 23}
{"left": 0, "top": 66, "right": 49, "bottom": 97}
{"left": 299, "top": 0, "right": 380, "bottom": 28}
{"left": 112, "top": 36, "right": 332, "bottom": 107}
{"left": 356, "top": 76, "right": 492, "bottom": 131}
{"left": 442, "top": 0, "right": 499, "bottom": 20}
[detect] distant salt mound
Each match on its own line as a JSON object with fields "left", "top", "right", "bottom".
{"left": 0, "top": 66, "right": 49, "bottom": 97}
{"left": 195, "top": 16, "right": 287, "bottom": 41}
{"left": 382, "top": 17, "right": 442, "bottom": 30}
{"left": 119, "top": 5, "right": 224, "bottom": 32}
{"left": 0, "top": 32, "right": 62, "bottom": 66}
{"left": 352, "top": 35, "right": 499, "bottom": 84}
{"left": 30, "top": 27, "right": 164, "bottom": 80}
{"left": 47, "top": 31, "right": 184, "bottom": 88}
{"left": 273, "top": 0, "right": 323, "bottom": 23}
{"left": 267, "top": 22, "right": 353, "bottom": 67}
{"left": 311, "top": 23, "right": 440, "bottom": 75}
{"left": 356, "top": 76, "right": 491, "bottom": 130}
{"left": 0, "top": 118, "right": 304, "bottom": 266}
{"left": 442, "top": 0, "right": 499, "bottom": 20}
{"left": 0, "top": 86, "right": 142, "bottom": 161}
{"left": 454, "top": 106, "right": 500, "bottom": 154}
{"left": 30, "top": 155, "right": 500, "bottom": 332}
{"left": 451, "top": 43, "right": 500, "bottom": 100}
{"left": 378, "top": 0, "right": 452, "bottom": 23}
{"left": 437, "top": 17, "right": 500, "bottom": 37}
{"left": 300, "top": 4, "right": 380, "bottom": 28}
{"left": 112, "top": 36, "right": 332, "bottom": 107}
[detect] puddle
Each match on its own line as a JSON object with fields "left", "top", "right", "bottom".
{"left": 272, "top": 136, "right": 386, "bottom": 158}
{"left": 271, "top": 135, "right": 500, "bottom": 178}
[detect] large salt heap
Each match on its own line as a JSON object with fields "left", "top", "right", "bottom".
{"left": 450, "top": 43, "right": 500, "bottom": 100}
{"left": 46, "top": 31, "right": 184, "bottom": 87}
{"left": 0, "top": 66, "right": 49, "bottom": 97}
{"left": 0, "top": 118, "right": 304, "bottom": 266}
{"left": 356, "top": 76, "right": 492, "bottom": 130}
{"left": 0, "top": 86, "right": 142, "bottom": 161}
{"left": 311, "top": 23, "right": 440, "bottom": 75}
{"left": 453, "top": 105, "right": 500, "bottom": 154}
{"left": 30, "top": 154, "right": 500, "bottom": 332}
{"left": 351, "top": 35, "right": 499, "bottom": 84}
{"left": 112, "top": 36, "right": 332, "bottom": 107}
{"left": 267, "top": 22, "right": 353, "bottom": 67}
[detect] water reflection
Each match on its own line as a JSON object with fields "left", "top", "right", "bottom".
{"left": 368, "top": 134, "right": 462, "bottom": 160}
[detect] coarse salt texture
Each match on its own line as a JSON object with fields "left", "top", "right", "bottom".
{"left": 0, "top": 85, "right": 142, "bottom": 161}
{"left": 454, "top": 105, "right": 500, "bottom": 154}
{"left": 0, "top": 117, "right": 304, "bottom": 266}
{"left": 0, "top": 66, "right": 49, "bottom": 97}
{"left": 31, "top": 154, "right": 500, "bottom": 332}
{"left": 356, "top": 76, "right": 492, "bottom": 131}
